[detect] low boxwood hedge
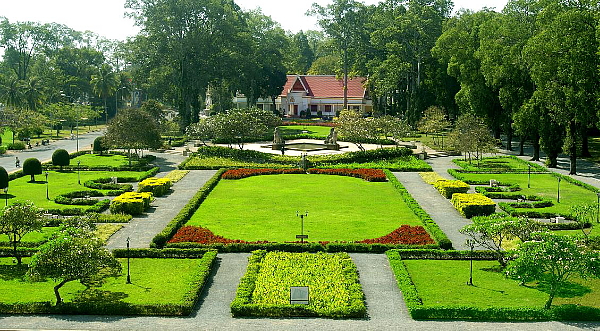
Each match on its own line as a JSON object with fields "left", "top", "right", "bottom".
{"left": 137, "top": 177, "right": 172, "bottom": 197}
{"left": 165, "top": 241, "right": 439, "bottom": 253}
{"left": 110, "top": 192, "right": 153, "bottom": 215}
{"left": 433, "top": 180, "right": 470, "bottom": 199}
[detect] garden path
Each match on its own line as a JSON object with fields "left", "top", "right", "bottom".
{"left": 105, "top": 170, "right": 217, "bottom": 250}
{"left": 392, "top": 171, "right": 473, "bottom": 250}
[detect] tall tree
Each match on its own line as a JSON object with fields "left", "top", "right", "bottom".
{"left": 0, "top": 201, "right": 44, "bottom": 264}
{"left": 90, "top": 64, "right": 118, "bottom": 121}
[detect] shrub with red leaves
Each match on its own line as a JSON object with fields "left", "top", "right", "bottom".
{"left": 308, "top": 168, "right": 387, "bottom": 182}
{"left": 357, "top": 225, "right": 435, "bottom": 245}
{"left": 168, "top": 226, "right": 269, "bottom": 244}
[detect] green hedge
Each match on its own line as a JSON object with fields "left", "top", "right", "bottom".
{"left": 112, "top": 248, "right": 215, "bottom": 258}
{"left": 137, "top": 177, "right": 172, "bottom": 197}
{"left": 110, "top": 192, "right": 153, "bottom": 215}
{"left": 386, "top": 250, "right": 600, "bottom": 321}
{"left": 165, "top": 241, "right": 439, "bottom": 253}
{"left": 150, "top": 169, "right": 226, "bottom": 248}
{"left": 385, "top": 170, "right": 452, "bottom": 249}
{"left": 44, "top": 199, "right": 110, "bottom": 216}
{"left": 433, "top": 180, "right": 470, "bottom": 199}
{"left": 451, "top": 193, "right": 496, "bottom": 218}
{"left": 498, "top": 202, "right": 565, "bottom": 219}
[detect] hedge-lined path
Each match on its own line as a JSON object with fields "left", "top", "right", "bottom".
{"left": 105, "top": 170, "right": 217, "bottom": 250}
{"left": 0, "top": 252, "right": 590, "bottom": 330}
{"left": 392, "top": 172, "right": 473, "bottom": 250}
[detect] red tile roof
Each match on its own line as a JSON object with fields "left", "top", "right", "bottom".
{"left": 281, "top": 75, "right": 367, "bottom": 98}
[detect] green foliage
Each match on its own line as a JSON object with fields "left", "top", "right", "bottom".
{"left": 22, "top": 158, "right": 42, "bottom": 181}
{"left": 51, "top": 149, "right": 70, "bottom": 169}
{"left": 0, "top": 201, "right": 44, "bottom": 263}
{"left": 105, "top": 108, "right": 162, "bottom": 151}
{"left": 450, "top": 193, "right": 496, "bottom": 218}
{"left": 27, "top": 234, "right": 121, "bottom": 305}
{"left": 0, "top": 166, "right": 8, "bottom": 189}
{"left": 93, "top": 136, "right": 108, "bottom": 155}
{"left": 109, "top": 192, "right": 153, "bottom": 215}
{"left": 506, "top": 233, "right": 600, "bottom": 309}
{"left": 447, "top": 114, "right": 497, "bottom": 161}
{"left": 7, "top": 142, "right": 26, "bottom": 150}
{"left": 137, "top": 177, "right": 172, "bottom": 197}
{"left": 433, "top": 180, "right": 469, "bottom": 199}
{"left": 231, "top": 251, "right": 366, "bottom": 318}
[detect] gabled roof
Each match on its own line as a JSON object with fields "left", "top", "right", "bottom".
{"left": 281, "top": 75, "right": 367, "bottom": 99}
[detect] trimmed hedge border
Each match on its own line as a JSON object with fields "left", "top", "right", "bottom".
{"left": 450, "top": 193, "right": 496, "bottom": 218}
{"left": 386, "top": 249, "right": 600, "bottom": 321}
{"left": 452, "top": 156, "right": 548, "bottom": 173}
{"left": 112, "top": 248, "right": 214, "bottom": 258}
{"left": 385, "top": 170, "right": 452, "bottom": 249}
{"left": 150, "top": 169, "right": 226, "bottom": 248}
{"left": 165, "top": 241, "right": 439, "bottom": 253}
{"left": 0, "top": 250, "right": 217, "bottom": 316}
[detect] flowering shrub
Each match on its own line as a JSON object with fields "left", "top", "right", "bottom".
{"left": 451, "top": 193, "right": 496, "bottom": 218}
{"left": 222, "top": 168, "right": 306, "bottom": 179}
{"left": 433, "top": 180, "right": 470, "bottom": 198}
{"left": 168, "top": 226, "right": 268, "bottom": 244}
{"left": 308, "top": 168, "right": 387, "bottom": 182}
{"left": 110, "top": 192, "right": 153, "bottom": 215}
{"left": 357, "top": 225, "right": 434, "bottom": 245}
{"left": 137, "top": 177, "right": 172, "bottom": 196}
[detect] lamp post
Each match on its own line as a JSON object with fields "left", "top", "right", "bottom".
{"left": 44, "top": 172, "right": 49, "bottom": 200}
{"left": 126, "top": 237, "right": 131, "bottom": 284}
{"left": 77, "top": 160, "right": 81, "bottom": 185}
{"left": 296, "top": 211, "right": 308, "bottom": 244}
{"left": 527, "top": 164, "right": 531, "bottom": 189}
{"left": 557, "top": 177, "right": 561, "bottom": 203}
{"left": 3, "top": 187, "right": 8, "bottom": 206}
{"left": 466, "top": 239, "right": 475, "bottom": 286}
{"left": 596, "top": 193, "right": 600, "bottom": 223}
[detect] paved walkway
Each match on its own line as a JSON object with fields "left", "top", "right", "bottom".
{"left": 106, "top": 170, "right": 217, "bottom": 250}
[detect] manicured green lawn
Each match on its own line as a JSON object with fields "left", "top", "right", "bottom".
{"left": 454, "top": 156, "right": 533, "bottom": 172}
{"left": 0, "top": 227, "right": 58, "bottom": 245}
{"left": 5, "top": 170, "right": 143, "bottom": 208}
{"left": 0, "top": 257, "right": 206, "bottom": 305}
{"left": 404, "top": 259, "right": 600, "bottom": 308}
{"left": 72, "top": 154, "right": 131, "bottom": 168}
{"left": 232, "top": 251, "right": 365, "bottom": 318}
{"left": 186, "top": 174, "right": 421, "bottom": 242}
{"left": 320, "top": 156, "right": 431, "bottom": 172}
{"left": 279, "top": 125, "right": 331, "bottom": 139}
{"left": 454, "top": 172, "right": 595, "bottom": 215}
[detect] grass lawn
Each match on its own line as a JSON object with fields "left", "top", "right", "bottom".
{"left": 403, "top": 259, "right": 600, "bottom": 309}
{"left": 0, "top": 227, "right": 58, "bottom": 245}
{"left": 319, "top": 156, "right": 431, "bottom": 171}
{"left": 279, "top": 125, "right": 331, "bottom": 139}
{"left": 5, "top": 170, "right": 144, "bottom": 209}
{"left": 232, "top": 251, "right": 365, "bottom": 318}
{"left": 453, "top": 172, "right": 596, "bottom": 215}
{"left": 186, "top": 174, "right": 422, "bottom": 242}
{"left": 72, "top": 154, "right": 132, "bottom": 168}
{"left": 0, "top": 257, "right": 208, "bottom": 305}
{"left": 454, "top": 156, "right": 535, "bottom": 172}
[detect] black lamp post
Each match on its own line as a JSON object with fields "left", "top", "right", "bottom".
{"left": 527, "top": 164, "right": 531, "bottom": 189}
{"left": 466, "top": 239, "right": 475, "bottom": 286}
{"left": 126, "top": 237, "right": 131, "bottom": 284}
{"left": 557, "top": 177, "right": 561, "bottom": 203}
{"left": 44, "top": 172, "right": 49, "bottom": 200}
{"left": 4, "top": 187, "right": 8, "bottom": 206}
{"left": 296, "top": 211, "right": 308, "bottom": 243}
{"left": 596, "top": 193, "right": 600, "bottom": 223}
{"left": 77, "top": 160, "right": 81, "bottom": 185}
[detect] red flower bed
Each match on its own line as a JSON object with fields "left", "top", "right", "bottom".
{"left": 168, "top": 226, "right": 269, "bottom": 245}
{"left": 308, "top": 168, "right": 387, "bottom": 182}
{"left": 281, "top": 121, "right": 337, "bottom": 127}
{"left": 222, "top": 168, "right": 306, "bottom": 179}
{"left": 357, "top": 225, "right": 435, "bottom": 245}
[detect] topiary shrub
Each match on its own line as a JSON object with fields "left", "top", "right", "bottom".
{"left": 93, "top": 136, "right": 108, "bottom": 155}
{"left": 23, "top": 158, "right": 42, "bottom": 182}
{"left": 0, "top": 166, "right": 8, "bottom": 189}
{"left": 137, "top": 177, "right": 172, "bottom": 197}
{"left": 110, "top": 192, "right": 153, "bottom": 215}
{"left": 51, "top": 149, "right": 70, "bottom": 170}
{"left": 451, "top": 193, "right": 496, "bottom": 218}
{"left": 433, "top": 180, "right": 470, "bottom": 199}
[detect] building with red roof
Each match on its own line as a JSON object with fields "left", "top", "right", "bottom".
{"left": 233, "top": 75, "right": 372, "bottom": 117}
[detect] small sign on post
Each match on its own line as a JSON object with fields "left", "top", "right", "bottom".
{"left": 290, "top": 286, "right": 309, "bottom": 305}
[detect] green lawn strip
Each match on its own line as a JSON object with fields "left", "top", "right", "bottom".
{"left": 0, "top": 227, "right": 58, "bottom": 247}
{"left": 71, "top": 154, "right": 131, "bottom": 168}
{"left": 386, "top": 250, "right": 600, "bottom": 321}
{"left": 453, "top": 156, "right": 547, "bottom": 173}
{"left": 317, "top": 156, "right": 431, "bottom": 172}
{"left": 185, "top": 174, "right": 421, "bottom": 242}
{"left": 279, "top": 125, "right": 331, "bottom": 139}
{"left": 231, "top": 250, "right": 366, "bottom": 318}
{"left": 5, "top": 170, "right": 145, "bottom": 209}
{"left": 449, "top": 172, "right": 595, "bottom": 217}
{"left": 0, "top": 251, "right": 216, "bottom": 315}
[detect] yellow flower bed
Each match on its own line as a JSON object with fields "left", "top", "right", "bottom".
{"left": 110, "top": 192, "right": 154, "bottom": 215}
{"left": 138, "top": 177, "right": 172, "bottom": 197}
{"left": 433, "top": 180, "right": 470, "bottom": 198}
{"left": 163, "top": 170, "right": 189, "bottom": 183}
{"left": 451, "top": 193, "right": 496, "bottom": 218}
{"left": 419, "top": 172, "right": 447, "bottom": 185}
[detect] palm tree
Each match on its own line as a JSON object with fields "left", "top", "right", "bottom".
{"left": 90, "top": 64, "right": 118, "bottom": 123}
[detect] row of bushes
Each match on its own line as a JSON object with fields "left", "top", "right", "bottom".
{"left": 308, "top": 168, "right": 387, "bottom": 182}
{"left": 385, "top": 170, "right": 452, "bottom": 249}
{"left": 498, "top": 202, "right": 567, "bottom": 219}
{"left": 151, "top": 169, "right": 226, "bottom": 248}
{"left": 45, "top": 199, "right": 110, "bottom": 216}
{"left": 450, "top": 193, "right": 496, "bottom": 218}
{"left": 386, "top": 250, "right": 600, "bottom": 321}
{"left": 433, "top": 180, "right": 470, "bottom": 198}
{"left": 112, "top": 248, "right": 215, "bottom": 259}
{"left": 222, "top": 168, "right": 306, "bottom": 179}
{"left": 54, "top": 190, "right": 105, "bottom": 206}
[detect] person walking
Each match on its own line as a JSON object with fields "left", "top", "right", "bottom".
{"left": 15, "top": 157, "right": 20, "bottom": 167}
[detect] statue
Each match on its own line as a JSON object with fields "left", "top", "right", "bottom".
{"left": 324, "top": 127, "right": 338, "bottom": 145}
{"left": 273, "top": 127, "right": 284, "bottom": 144}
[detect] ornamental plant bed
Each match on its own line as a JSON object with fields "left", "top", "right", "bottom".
{"left": 231, "top": 250, "right": 366, "bottom": 318}
{"left": 169, "top": 225, "right": 434, "bottom": 246}
{"left": 307, "top": 168, "right": 387, "bottom": 182}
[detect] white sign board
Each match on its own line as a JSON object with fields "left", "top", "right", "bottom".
{"left": 290, "top": 286, "right": 309, "bottom": 305}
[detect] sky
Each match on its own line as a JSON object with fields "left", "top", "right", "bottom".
{"left": 0, "top": 0, "right": 509, "bottom": 41}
